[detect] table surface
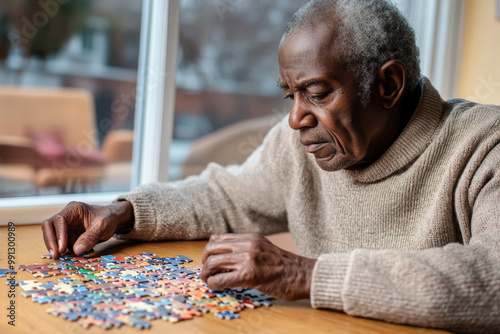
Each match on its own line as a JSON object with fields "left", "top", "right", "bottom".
{"left": 0, "top": 225, "right": 450, "bottom": 334}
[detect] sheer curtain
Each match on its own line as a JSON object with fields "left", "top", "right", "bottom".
{"left": 395, "top": 0, "right": 466, "bottom": 99}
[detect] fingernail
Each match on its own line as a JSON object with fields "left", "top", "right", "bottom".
{"left": 74, "top": 244, "right": 85, "bottom": 255}
{"left": 58, "top": 239, "right": 63, "bottom": 251}
{"left": 50, "top": 250, "right": 55, "bottom": 258}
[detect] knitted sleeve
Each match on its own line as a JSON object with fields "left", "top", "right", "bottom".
{"left": 311, "top": 144, "right": 500, "bottom": 334}
{"left": 113, "top": 117, "right": 291, "bottom": 241}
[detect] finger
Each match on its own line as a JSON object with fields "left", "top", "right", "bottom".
{"left": 57, "top": 201, "right": 89, "bottom": 227}
{"left": 208, "top": 233, "right": 228, "bottom": 243}
{"left": 209, "top": 233, "right": 262, "bottom": 243}
{"left": 43, "top": 202, "right": 86, "bottom": 258}
{"left": 72, "top": 224, "right": 102, "bottom": 255}
{"left": 53, "top": 215, "right": 68, "bottom": 255}
{"left": 202, "top": 235, "right": 270, "bottom": 264}
{"left": 206, "top": 271, "right": 246, "bottom": 291}
{"left": 201, "top": 252, "right": 243, "bottom": 282}
{"left": 41, "top": 219, "right": 58, "bottom": 259}
{"left": 201, "top": 240, "right": 236, "bottom": 264}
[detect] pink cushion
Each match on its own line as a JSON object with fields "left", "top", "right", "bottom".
{"left": 26, "top": 128, "right": 107, "bottom": 168}
{"left": 26, "top": 128, "right": 66, "bottom": 162}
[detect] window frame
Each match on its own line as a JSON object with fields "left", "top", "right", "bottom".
{"left": 0, "top": 0, "right": 181, "bottom": 225}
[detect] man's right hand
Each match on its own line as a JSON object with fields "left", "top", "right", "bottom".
{"left": 41, "top": 201, "right": 134, "bottom": 259}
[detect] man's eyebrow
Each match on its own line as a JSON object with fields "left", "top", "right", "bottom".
{"left": 275, "top": 79, "right": 328, "bottom": 90}
{"left": 301, "top": 79, "right": 326, "bottom": 88}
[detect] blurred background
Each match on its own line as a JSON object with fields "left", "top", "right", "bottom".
{"left": 0, "top": 0, "right": 499, "bottom": 199}
{"left": 0, "top": 0, "right": 302, "bottom": 198}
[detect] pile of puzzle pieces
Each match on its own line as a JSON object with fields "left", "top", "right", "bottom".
{"left": 11, "top": 252, "right": 272, "bottom": 329}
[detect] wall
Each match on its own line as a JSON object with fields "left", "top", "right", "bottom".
{"left": 457, "top": 0, "right": 500, "bottom": 104}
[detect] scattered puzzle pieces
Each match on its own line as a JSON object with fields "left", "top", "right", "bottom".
{"left": 15, "top": 252, "right": 272, "bottom": 330}
{"left": 0, "top": 269, "right": 16, "bottom": 277}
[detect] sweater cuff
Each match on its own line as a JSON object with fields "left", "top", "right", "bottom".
{"left": 311, "top": 253, "right": 351, "bottom": 311}
{"left": 112, "top": 191, "right": 157, "bottom": 240}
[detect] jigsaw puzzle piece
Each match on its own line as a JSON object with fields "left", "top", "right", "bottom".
{"left": 0, "top": 269, "right": 16, "bottom": 277}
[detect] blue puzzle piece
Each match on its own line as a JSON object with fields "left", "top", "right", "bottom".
{"left": 62, "top": 311, "right": 81, "bottom": 322}
{"left": 130, "top": 317, "right": 151, "bottom": 329}
{"left": 174, "top": 255, "right": 193, "bottom": 263}
{"left": 215, "top": 310, "right": 240, "bottom": 320}
{"left": 38, "top": 281, "right": 58, "bottom": 290}
{"left": 33, "top": 295, "right": 54, "bottom": 304}
{"left": 0, "top": 269, "right": 16, "bottom": 277}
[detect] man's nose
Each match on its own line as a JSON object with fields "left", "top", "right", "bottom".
{"left": 288, "top": 97, "right": 317, "bottom": 130}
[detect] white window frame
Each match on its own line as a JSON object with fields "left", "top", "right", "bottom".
{"left": 0, "top": 0, "right": 180, "bottom": 225}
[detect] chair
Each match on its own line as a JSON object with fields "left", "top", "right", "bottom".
{"left": 0, "top": 86, "right": 105, "bottom": 193}
{"left": 181, "top": 114, "right": 280, "bottom": 178}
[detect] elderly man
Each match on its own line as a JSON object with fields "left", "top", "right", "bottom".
{"left": 42, "top": 0, "right": 499, "bottom": 332}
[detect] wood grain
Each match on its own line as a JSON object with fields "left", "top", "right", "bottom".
{"left": 0, "top": 225, "right": 450, "bottom": 334}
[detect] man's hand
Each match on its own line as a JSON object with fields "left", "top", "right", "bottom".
{"left": 41, "top": 201, "right": 134, "bottom": 259}
{"left": 201, "top": 233, "right": 316, "bottom": 300}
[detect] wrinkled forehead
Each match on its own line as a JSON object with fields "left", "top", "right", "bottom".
{"left": 278, "top": 23, "right": 344, "bottom": 69}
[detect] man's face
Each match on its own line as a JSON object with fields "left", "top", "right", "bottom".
{"left": 278, "top": 26, "right": 393, "bottom": 171}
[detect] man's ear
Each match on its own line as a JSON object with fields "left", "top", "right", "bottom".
{"left": 377, "top": 60, "right": 406, "bottom": 109}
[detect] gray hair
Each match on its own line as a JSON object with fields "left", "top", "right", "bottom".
{"left": 284, "top": 0, "right": 421, "bottom": 106}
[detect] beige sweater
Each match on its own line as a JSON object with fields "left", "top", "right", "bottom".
{"left": 116, "top": 78, "right": 500, "bottom": 333}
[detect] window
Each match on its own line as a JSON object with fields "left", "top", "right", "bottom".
{"left": 0, "top": 0, "right": 142, "bottom": 200}
{"left": 394, "top": 0, "right": 466, "bottom": 99}
{"left": 171, "top": 0, "right": 467, "bottom": 181}
{"left": 171, "top": 0, "right": 304, "bottom": 180}
{"left": 0, "top": 0, "right": 148, "bottom": 223}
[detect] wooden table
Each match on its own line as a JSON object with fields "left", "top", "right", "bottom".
{"left": 0, "top": 225, "right": 450, "bottom": 334}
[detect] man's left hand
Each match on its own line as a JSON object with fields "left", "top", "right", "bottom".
{"left": 201, "top": 233, "right": 316, "bottom": 300}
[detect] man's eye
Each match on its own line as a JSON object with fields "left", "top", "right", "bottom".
{"left": 283, "top": 94, "right": 294, "bottom": 100}
{"left": 311, "top": 93, "right": 328, "bottom": 101}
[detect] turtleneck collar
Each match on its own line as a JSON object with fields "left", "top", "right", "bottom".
{"left": 343, "top": 77, "right": 444, "bottom": 183}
